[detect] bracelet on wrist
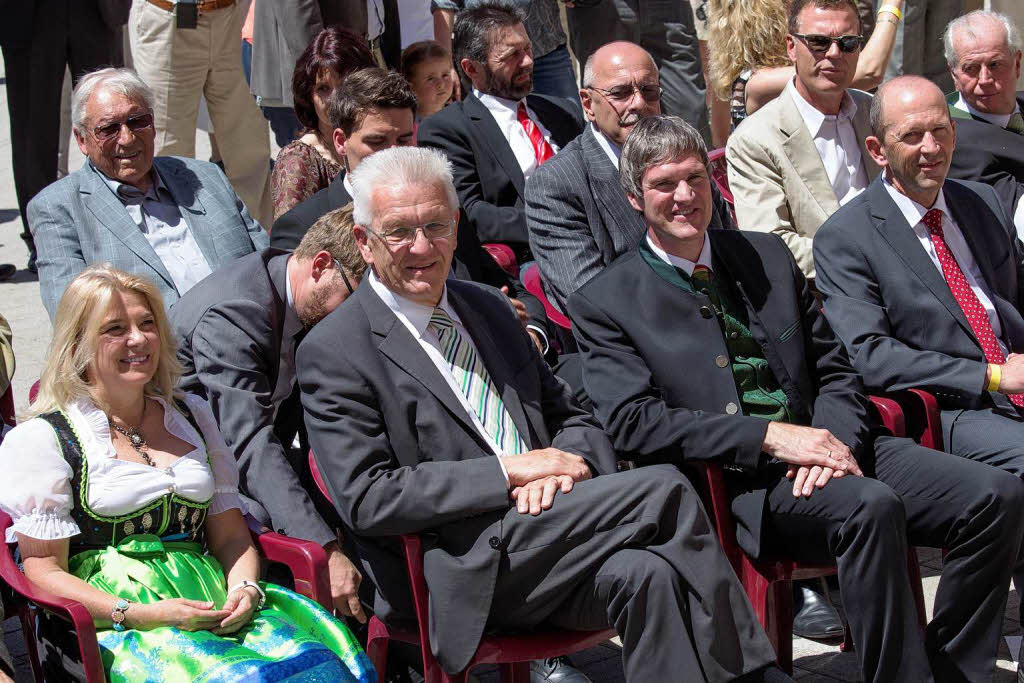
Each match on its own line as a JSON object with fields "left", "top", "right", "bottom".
{"left": 877, "top": 4, "right": 902, "bottom": 21}
{"left": 228, "top": 580, "right": 266, "bottom": 611}
{"left": 111, "top": 598, "right": 131, "bottom": 632}
{"left": 987, "top": 363, "right": 1002, "bottom": 392}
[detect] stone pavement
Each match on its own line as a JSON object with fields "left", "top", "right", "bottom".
{"left": 0, "top": 58, "right": 1020, "bottom": 683}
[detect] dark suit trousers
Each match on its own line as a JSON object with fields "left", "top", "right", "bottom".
{"left": 487, "top": 466, "right": 777, "bottom": 683}
{"left": 2, "top": 0, "right": 123, "bottom": 254}
{"left": 762, "top": 435, "right": 1024, "bottom": 683}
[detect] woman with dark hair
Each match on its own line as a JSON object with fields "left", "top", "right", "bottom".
{"left": 271, "top": 26, "right": 376, "bottom": 222}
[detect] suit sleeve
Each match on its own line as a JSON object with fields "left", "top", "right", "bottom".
{"left": 417, "top": 117, "right": 528, "bottom": 245}
{"left": 269, "top": 206, "right": 307, "bottom": 250}
{"left": 813, "top": 220, "right": 989, "bottom": 401}
{"left": 569, "top": 288, "right": 768, "bottom": 470}
{"left": 726, "top": 128, "right": 814, "bottom": 276}
{"left": 28, "top": 192, "right": 87, "bottom": 321}
{"left": 191, "top": 303, "right": 335, "bottom": 546}
{"left": 949, "top": 146, "right": 1024, "bottom": 225}
{"left": 216, "top": 164, "right": 269, "bottom": 250}
{"left": 525, "top": 162, "right": 606, "bottom": 315}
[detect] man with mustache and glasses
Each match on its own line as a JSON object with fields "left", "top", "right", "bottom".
{"left": 417, "top": 2, "right": 583, "bottom": 263}
{"left": 726, "top": 0, "right": 880, "bottom": 280}
{"left": 526, "top": 41, "right": 736, "bottom": 318}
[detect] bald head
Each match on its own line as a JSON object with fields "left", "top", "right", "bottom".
{"left": 870, "top": 75, "right": 948, "bottom": 139}
{"left": 580, "top": 41, "right": 661, "bottom": 145}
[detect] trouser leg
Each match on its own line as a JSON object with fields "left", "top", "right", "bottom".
{"left": 530, "top": 45, "right": 581, "bottom": 105}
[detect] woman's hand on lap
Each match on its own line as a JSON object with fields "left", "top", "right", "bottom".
{"left": 211, "top": 588, "right": 259, "bottom": 635}
{"left": 130, "top": 598, "right": 232, "bottom": 632}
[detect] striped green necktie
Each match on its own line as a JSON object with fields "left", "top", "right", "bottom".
{"left": 429, "top": 308, "right": 528, "bottom": 455}
{"left": 1007, "top": 111, "right": 1024, "bottom": 136}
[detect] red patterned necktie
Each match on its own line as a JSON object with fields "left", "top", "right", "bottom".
{"left": 924, "top": 208, "right": 1024, "bottom": 406}
{"left": 517, "top": 102, "right": 554, "bottom": 165}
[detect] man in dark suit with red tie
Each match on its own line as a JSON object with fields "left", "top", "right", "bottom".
{"left": 417, "top": 2, "right": 583, "bottom": 261}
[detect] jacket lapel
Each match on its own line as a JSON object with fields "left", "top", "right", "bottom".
{"left": 581, "top": 128, "right": 646, "bottom": 248}
{"left": 464, "top": 94, "right": 527, "bottom": 197}
{"left": 778, "top": 91, "right": 840, "bottom": 218}
{"left": 79, "top": 164, "right": 175, "bottom": 289}
{"left": 156, "top": 158, "right": 217, "bottom": 264}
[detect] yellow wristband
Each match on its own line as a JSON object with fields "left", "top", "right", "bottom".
{"left": 877, "top": 4, "right": 902, "bottom": 21}
{"left": 988, "top": 363, "right": 1002, "bottom": 392}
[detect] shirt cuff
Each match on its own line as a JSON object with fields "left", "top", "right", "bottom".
{"left": 496, "top": 454, "right": 511, "bottom": 488}
{"left": 526, "top": 324, "right": 550, "bottom": 355}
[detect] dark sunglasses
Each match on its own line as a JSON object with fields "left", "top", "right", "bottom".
{"left": 91, "top": 113, "right": 155, "bottom": 143}
{"left": 792, "top": 33, "right": 865, "bottom": 53}
{"left": 589, "top": 83, "right": 663, "bottom": 103}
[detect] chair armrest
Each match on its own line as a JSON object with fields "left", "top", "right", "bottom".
{"left": 399, "top": 534, "right": 434, "bottom": 661}
{"left": 248, "top": 515, "right": 332, "bottom": 609}
{"left": 868, "top": 395, "right": 906, "bottom": 438}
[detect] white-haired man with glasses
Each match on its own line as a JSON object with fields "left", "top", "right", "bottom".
{"left": 726, "top": 0, "right": 880, "bottom": 280}
{"left": 28, "top": 67, "right": 269, "bottom": 320}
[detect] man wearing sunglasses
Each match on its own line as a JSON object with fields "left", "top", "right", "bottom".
{"left": 726, "top": 0, "right": 880, "bottom": 280}
{"left": 28, "top": 67, "right": 269, "bottom": 321}
{"left": 171, "top": 206, "right": 368, "bottom": 625}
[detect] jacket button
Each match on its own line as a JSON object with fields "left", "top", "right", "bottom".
{"left": 715, "top": 355, "right": 729, "bottom": 368}
{"left": 488, "top": 536, "right": 502, "bottom": 549}
{"left": 725, "top": 402, "right": 739, "bottom": 415}
{"left": 700, "top": 306, "right": 713, "bottom": 319}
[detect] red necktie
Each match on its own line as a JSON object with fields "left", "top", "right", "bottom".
{"left": 517, "top": 102, "right": 554, "bottom": 165}
{"left": 924, "top": 209, "right": 1024, "bottom": 406}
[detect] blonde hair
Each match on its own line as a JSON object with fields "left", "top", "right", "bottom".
{"left": 707, "top": 0, "right": 793, "bottom": 101}
{"left": 30, "top": 264, "right": 181, "bottom": 417}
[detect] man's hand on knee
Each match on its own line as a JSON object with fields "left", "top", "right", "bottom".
{"left": 325, "top": 540, "right": 366, "bottom": 623}
{"left": 511, "top": 475, "right": 576, "bottom": 515}
{"left": 763, "top": 422, "right": 863, "bottom": 480}
{"left": 786, "top": 464, "right": 843, "bottom": 498}
{"left": 503, "top": 448, "right": 592, "bottom": 489}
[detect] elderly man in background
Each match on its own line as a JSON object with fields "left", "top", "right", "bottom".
{"left": 943, "top": 10, "right": 1024, "bottom": 236}
{"left": 29, "top": 68, "right": 268, "bottom": 320}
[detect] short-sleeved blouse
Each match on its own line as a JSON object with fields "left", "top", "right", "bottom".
{"left": 271, "top": 140, "right": 343, "bottom": 221}
{"left": 0, "top": 393, "right": 241, "bottom": 544}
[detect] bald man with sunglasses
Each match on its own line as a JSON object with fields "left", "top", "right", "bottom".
{"left": 726, "top": 0, "right": 881, "bottom": 280}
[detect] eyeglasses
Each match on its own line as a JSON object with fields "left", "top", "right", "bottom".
{"left": 588, "top": 83, "right": 662, "bottom": 103}
{"left": 332, "top": 259, "right": 355, "bottom": 295}
{"left": 91, "top": 113, "right": 155, "bottom": 143}
{"left": 366, "top": 219, "right": 456, "bottom": 247}
{"left": 791, "top": 33, "right": 865, "bottom": 53}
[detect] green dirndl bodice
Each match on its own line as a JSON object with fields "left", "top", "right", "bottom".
{"left": 39, "top": 406, "right": 375, "bottom": 683}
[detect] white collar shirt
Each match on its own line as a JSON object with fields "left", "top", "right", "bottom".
{"left": 952, "top": 92, "right": 1020, "bottom": 129}
{"left": 882, "top": 176, "right": 1006, "bottom": 353}
{"left": 474, "top": 88, "right": 559, "bottom": 181}
{"left": 786, "top": 79, "right": 869, "bottom": 206}
{"left": 591, "top": 122, "right": 622, "bottom": 169}
{"left": 343, "top": 173, "right": 354, "bottom": 199}
{"left": 368, "top": 270, "right": 512, "bottom": 483}
{"left": 645, "top": 232, "right": 713, "bottom": 276}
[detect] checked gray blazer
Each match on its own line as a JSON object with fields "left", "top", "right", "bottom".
{"left": 29, "top": 156, "right": 269, "bottom": 318}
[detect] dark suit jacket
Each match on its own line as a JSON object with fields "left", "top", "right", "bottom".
{"left": 417, "top": 93, "right": 584, "bottom": 253}
{"left": 170, "top": 249, "right": 338, "bottom": 548}
{"left": 297, "top": 278, "right": 617, "bottom": 673}
{"left": 270, "top": 173, "right": 350, "bottom": 250}
{"left": 569, "top": 230, "right": 871, "bottom": 557}
{"left": 947, "top": 91, "right": 1024, "bottom": 223}
{"left": 814, "top": 176, "right": 1024, "bottom": 413}
{"left": 526, "top": 124, "right": 736, "bottom": 314}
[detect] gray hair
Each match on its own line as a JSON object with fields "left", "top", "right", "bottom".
{"left": 944, "top": 10, "right": 1023, "bottom": 68}
{"left": 619, "top": 115, "right": 709, "bottom": 199}
{"left": 71, "top": 68, "right": 154, "bottom": 136}
{"left": 349, "top": 147, "right": 459, "bottom": 226}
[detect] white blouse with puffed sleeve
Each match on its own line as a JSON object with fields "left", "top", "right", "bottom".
{"left": 0, "top": 393, "right": 242, "bottom": 544}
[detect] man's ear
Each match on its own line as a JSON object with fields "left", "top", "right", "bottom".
{"left": 310, "top": 251, "right": 334, "bottom": 281}
{"left": 627, "top": 192, "right": 644, "bottom": 214}
{"left": 864, "top": 135, "right": 888, "bottom": 168}
{"left": 580, "top": 88, "right": 596, "bottom": 122}
{"left": 333, "top": 128, "right": 348, "bottom": 163}
{"left": 785, "top": 34, "right": 798, "bottom": 65}
{"left": 460, "top": 57, "right": 481, "bottom": 84}
{"left": 354, "top": 225, "right": 374, "bottom": 264}
{"left": 74, "top": 128, "right": 89, "bottom": 156}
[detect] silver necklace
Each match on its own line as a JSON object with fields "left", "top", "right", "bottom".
{"left": 109, "top": 404, "right": 154, "bottom": 467}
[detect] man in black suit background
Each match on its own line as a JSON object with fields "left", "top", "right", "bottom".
{"left": 171, "top": 207, "right": 368, "bottom": 621}
{"left": 417, "top": 2, "right": 584, "bottom": 261}
{"left": 943, "top": 10, "right": 1024, "bottom": 232}
{"left": 570, "top": 114, "right": 1024, "bottom": 682}
{"left": 297, "top": 145, "right": 788, "bottom": 683}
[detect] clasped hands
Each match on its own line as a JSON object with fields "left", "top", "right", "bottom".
{"left": 124, "top": 585, "right": 260, "bottom": 634}
{"left": 504, "top": 448, "right": 592, "bottom": 516}
{"left": 762, "top": 422, "right": 863, "bottom": 498}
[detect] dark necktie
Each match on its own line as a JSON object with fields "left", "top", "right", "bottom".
{"left": 924, "top": 208, "right": 1023, "bottom": 406}
{"left": 1006, "top": 111, "right": 1024, "bottom": 136}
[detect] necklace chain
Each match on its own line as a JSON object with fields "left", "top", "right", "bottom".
{"left": 108, "top": 405, "right": 154, "bottom": 467}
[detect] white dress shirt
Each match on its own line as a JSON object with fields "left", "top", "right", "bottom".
{"left": 101, "top": 168, "right": 213, "bottom": 296}
{"left": 369, "top": 271, "right": 513, "bottom": 483}
{"left": 646, "top": 232, "right": 712, "bottom": 275}
{"left": 591, "top": 122, "right": 622, "bottom": 169}
{"left": 474, "top": 88, "right": 559, "bottom": 181}
{"left": 786, "top": 80, "right": 869, "bottom": 206}
{"left": 882, "top": 176, "right": 1007, "bottom": 353}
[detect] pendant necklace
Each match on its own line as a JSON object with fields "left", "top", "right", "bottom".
{"left": 109, "top": 403, "right": 155, "bottom": 467}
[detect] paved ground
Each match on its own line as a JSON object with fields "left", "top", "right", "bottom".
{"left": 0, "top": 58, "right": 1020, "bottom": 683}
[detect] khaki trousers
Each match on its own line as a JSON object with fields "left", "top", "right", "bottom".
{"left": 130, "top": 0, "right": 273, "bottom": 227}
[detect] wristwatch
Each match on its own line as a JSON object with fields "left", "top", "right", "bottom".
{"left": 111, "top": 598, "right": 131, "bottom": 631}
{"left": 229, "top": 580, "right": 266, "bottom": 611}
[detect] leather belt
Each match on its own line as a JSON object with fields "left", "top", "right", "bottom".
{"left": 145, "top": 0, "right": 235, "bottom": 14}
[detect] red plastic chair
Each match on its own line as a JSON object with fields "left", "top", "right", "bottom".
{"left": 483, "top": 243, "right": 519, "bottom": 278}
{"left": 696, "top": 395, "right": 927, "bottom": 673}
{"left": 0, "top": 386, "right": 14, "bottom": 429}
{"left": 307, "top": 451, "right": 617, "bottom": 683}
{"left": 1, "top": 510, "right": 332, "bottom": 683}
{"left": 882, "top": 389, "right": 943, "bottom": 450}
{"left": 520, "top": 263, "right": 571, "bottom": 331}
{"left": 708, "top": 148, "right": 738, "bottom": 224}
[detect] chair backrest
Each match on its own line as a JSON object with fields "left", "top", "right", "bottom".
{"left": 520, "top": 263, "right": 572, "bottom": 330}
{"left": 308, "top": 450, "right": 331, "bottom": 502}
{"left": 29, "top": 379, "right": 40, "bottom": 406}
{"left": 708, "top": 148, "right": 738, "bottom": 225}
{"left": 483, "top": 243, "right": 520, "bottom": 278}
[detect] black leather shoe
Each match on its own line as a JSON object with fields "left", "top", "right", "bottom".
{"left": 792, "top": 581, "right": 844, "bottom": 639}
{"left": 530, "top": 656, "right": 592, "bottom": 683}
{"left": 0, "top": 264, "right": 14, "bottom": 281}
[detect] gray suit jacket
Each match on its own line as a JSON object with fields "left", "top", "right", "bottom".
{"left": 29, "top": 156, "right": 268, "bottom": 319}
{"left": 814, "top": 176, "right": 1024, "bottom": 413}
{"left": 297, "top": 277, "right": 617, "bottom": 674}
{"left": 526, "top": 125, "right": 735, "bottom": 314}
{"left": 727, "top": 87, "right": 880, "bottom": 278}
{"left": 171, "top": 249, "right": 336, "bottom": 548}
